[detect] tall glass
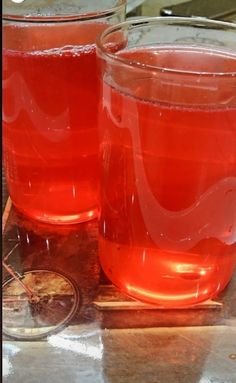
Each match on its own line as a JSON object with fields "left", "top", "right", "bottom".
{"left": 97, "top": 17, "right": 236, "bottom": 308}
{"left": 2, "top": 0, "right": 126, "bottom": 224}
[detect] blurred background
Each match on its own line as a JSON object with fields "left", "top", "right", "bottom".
{"left": 128, "top": 0, "right": 236, "bottom": 22}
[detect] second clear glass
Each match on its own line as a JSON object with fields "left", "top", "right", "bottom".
{"left": 97, "top": 17, "right": 236, "bottom": 308}
{"left": 2, "top": 0, "right": 126, "bottom": 224}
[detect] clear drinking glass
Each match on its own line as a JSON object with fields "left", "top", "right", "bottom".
{"left": 97, "top": 17, "right": 236, "bottom": 308}
{"left": 2, "top": 0, "right": 126, "bottom": 224}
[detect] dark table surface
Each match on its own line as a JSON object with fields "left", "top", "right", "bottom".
{"left": 2, "top": 200, "right": 236, "bottom": 383}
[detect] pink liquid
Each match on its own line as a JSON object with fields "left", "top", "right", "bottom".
{"left": 99, "top": 46, "right": 236, "bottom": 307}
{"left": 3, "top": 23, "right": 108, "bottom": 224}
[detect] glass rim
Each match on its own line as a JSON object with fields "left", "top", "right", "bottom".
{"left": 2, "top": 0, "right": 126, "bottom": 23}
{"left": 96, "top": 16, "right": 236, "bottom": 77}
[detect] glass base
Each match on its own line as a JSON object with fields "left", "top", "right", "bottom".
{"left": 13, "top": 203, "right": 98, "bottom": 225}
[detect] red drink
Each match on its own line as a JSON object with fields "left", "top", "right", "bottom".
{"left": 3, "top": 22, "right": 108, "bottom": 223}
{"left": 99, "top": 46, "right": 236, "bottom": 307}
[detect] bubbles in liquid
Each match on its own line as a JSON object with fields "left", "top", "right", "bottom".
{"left": 29, "top": 44, "right": 96, "bottom": 57}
